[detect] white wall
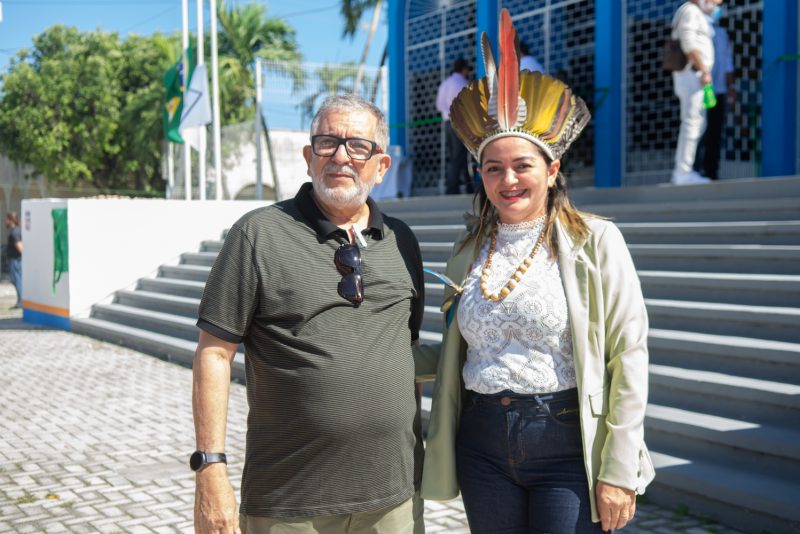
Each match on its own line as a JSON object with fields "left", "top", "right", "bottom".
{"left": 20, "top": 199, "right": 69, "bottom": 314}
{"left": 22, "top": 199, "right": 270, "bottom": 320}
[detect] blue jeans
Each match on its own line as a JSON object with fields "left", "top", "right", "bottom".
{"left": 455, "top": 388, "right": 603, "bottom": 534}
{"left": 8, "top": 258, "right": 22, "bottom": 307}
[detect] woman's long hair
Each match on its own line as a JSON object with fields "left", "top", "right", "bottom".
{"left": 459, "top": 148, "right": 591, "bottom": 259}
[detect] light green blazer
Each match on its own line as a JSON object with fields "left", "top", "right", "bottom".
{"left": 414, "top": 216, "right": 655, "bottom": 522}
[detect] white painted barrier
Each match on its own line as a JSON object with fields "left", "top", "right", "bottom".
{"left": 20, "top": 198, "right": 270, "bottom": 329}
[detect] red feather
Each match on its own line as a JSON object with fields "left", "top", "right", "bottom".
{"left": 497, "top": 9, "right": 520, "bottom": 128}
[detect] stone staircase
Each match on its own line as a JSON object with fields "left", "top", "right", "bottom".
{"left": 71, "top": 176, "right": 800, "bottom": 533}
{"left": 380, "top": 177, "right": 800, "bottom": 534}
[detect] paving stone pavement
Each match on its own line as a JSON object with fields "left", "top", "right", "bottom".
{"left": 0, "top": 321, "right": 743, "bottom": 533}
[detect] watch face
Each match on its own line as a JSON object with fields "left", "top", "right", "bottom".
{"left": 189, "top": 451, "right": 204, "bottom": 471}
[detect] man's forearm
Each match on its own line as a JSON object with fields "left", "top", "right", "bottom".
{"left": 192, "top": 345, "right": 234, "bottom": 452}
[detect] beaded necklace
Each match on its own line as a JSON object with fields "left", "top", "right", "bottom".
{"left": 479, "top": 219, "right": 546, "bottom": 302}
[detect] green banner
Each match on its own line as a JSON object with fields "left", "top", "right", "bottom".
{"left": 52, "top": 208, "right": 68, "bottom": 294}
{"left": 162, "top": 45, "right": 196, "bottom": 144}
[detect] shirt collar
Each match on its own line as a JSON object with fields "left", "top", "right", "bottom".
{"left": 295, "top": 182, "right": 385, "bottom": 242}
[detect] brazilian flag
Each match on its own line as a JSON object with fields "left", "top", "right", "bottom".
{"left": 162, "top": 45, "right": 195, "bottom": 144}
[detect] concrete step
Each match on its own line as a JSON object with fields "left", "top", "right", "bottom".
{"left": 201, "top": 240, "right": 224, "bottom": 253}
{"left": 410, "top": 221, "right": 800, "bottom": 246}
{"left": 648, "top": 364, "right": 800, "bottom": 426}
{"left": 638, "top": 271, "right": 800, "bottom": 307}
{"left": 628, "top": 244, "right": 800, "bottom": 274}
{"left": 649, "top": 328, "right": 800, "bottom": 383}
{"left": 420, "top": 302, "right": 800, "bottom": 381}
{"left": 137, "top": 277, "right": 206, "bottom": 299}
{"left": 426, "top": 271, "right": 800, "bottom": 309}
{"left": 646, "top": 299, "right": 800, "bottom": 343}
{"left": 420, "top": 243, "right": 800, "bottom": 273}
{"left": 617, "top": 221, "right": 800, "bottom": 245}
{"left": 181, "top": 251, "right": 218, "bottom": 267}
{"left": 584, "top": 196, "right": 800, "bottom": 223}
{"left": 159, "top": 264, "right": 211, "bottom": 282}
{"left": 115, "top": 289, "right": 199, "bottom": 318}
{"left": 645, "top": 404, "right": 800, "bottom": 480}
{"left": 646, "top": 450, "right": 800, "bottom": 534}
{"left": 389, "top": 196, "right": 800, "bottom": 226}
{"left": 92, "top": 303, "right": 199, "bottom": 342}
{"left": 70, "top": 317, "right": 245, "bottom": 381}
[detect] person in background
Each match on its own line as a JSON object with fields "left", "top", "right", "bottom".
{"left": 415, "top": 10, "right": 654, "bottom": 533}
{"left": 192, "top": 94, "right": 426, "bottom": 534}
{"left": 5, "top": 212, "right": 22, "bottom": 309}
{"left": 436, "top": 58, "right": 473, "bottom": 195}
{"left": 670, "top": 0, "right": 723, "bottom": 185}
{"left": 695, "top": 5, "right": 735, "bottom": 180}
{"left": 519, "top": 41, "right": 544, "bottom": 74}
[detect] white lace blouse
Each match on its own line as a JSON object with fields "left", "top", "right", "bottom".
{"left": 457, "top": 216, "right": 577, "bottom": 394}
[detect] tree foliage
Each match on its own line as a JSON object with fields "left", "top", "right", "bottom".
{"left": 0, "top": 3, "right": 300, "bottom": 193}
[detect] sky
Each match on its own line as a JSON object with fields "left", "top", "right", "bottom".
{"left": 0, "top": 0, "right": 388, "bottom": 129}
{"left": 0, "top": 0, "right": 387, "bottom": 70}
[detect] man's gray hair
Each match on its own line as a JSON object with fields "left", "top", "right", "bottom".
{"left": 310, "top": 94, "right": 389, "bottom": 151}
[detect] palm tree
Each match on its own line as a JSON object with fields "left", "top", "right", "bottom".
{"left": 340, "top": 0, "right": 384, "bottom": 100}
{"left": 216, "top": 0, "right": 302, "bottom": 124}
{"left": 298, "top": 62, "right": 361, "bottom": 128}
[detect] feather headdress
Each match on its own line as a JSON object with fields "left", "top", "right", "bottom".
{"left": 449, "top": 9, "right": 591, "bottom": 162}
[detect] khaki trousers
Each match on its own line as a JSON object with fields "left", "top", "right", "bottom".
{"left": 240, "top": 494, "right": 424, "bottom": 534}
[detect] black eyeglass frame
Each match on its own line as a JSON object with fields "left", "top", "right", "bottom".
{"left": 311, "top": 135, "right": 382, "bottom": 161}
{"left": 334, "top": 243, "right": 364, "bottom": 307}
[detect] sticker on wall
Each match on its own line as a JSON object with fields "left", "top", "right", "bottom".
{"left": 51, "top": 208, "right": 68, "bottom": 294}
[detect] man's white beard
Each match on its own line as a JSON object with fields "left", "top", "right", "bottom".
{"left": 312, "top": 164, "right": 376, "bottom": 210}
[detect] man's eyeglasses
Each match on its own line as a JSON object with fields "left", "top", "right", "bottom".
{"left": 334, "top": 243, "right": 364, "bottom": 307}
{"left": 311, "top": 135, "right": 381, "bottom": 161}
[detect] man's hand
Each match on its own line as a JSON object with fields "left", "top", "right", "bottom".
{"left": 195, "top": 465, "right": 240, "bottom": 534}
{"left": 700, "top": 71, "right": 712, "bottom": 86}
{"left": 596, "top": 481, "right": 636, "bottom": 531}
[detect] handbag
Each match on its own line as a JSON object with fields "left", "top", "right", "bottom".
{"left": 662, "top": 39, "right": 688, "bottom": 71}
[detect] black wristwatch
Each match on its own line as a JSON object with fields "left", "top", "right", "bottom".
{"left": 189, "top": 450, "right": 227, "bottom": 472}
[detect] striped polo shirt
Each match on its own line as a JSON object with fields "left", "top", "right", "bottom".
{"left": 197, "top": 182, "right": 424, "bottom": 518}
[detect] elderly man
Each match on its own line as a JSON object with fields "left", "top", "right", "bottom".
{"left": 192, "top": 94, "right": 425, "bottom": 534}
{"left": 670, "top": 0, "right": 723, "bottom": 184}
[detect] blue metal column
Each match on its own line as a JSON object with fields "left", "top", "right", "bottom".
{"left": 388, "top": 0, "right": 407, "bottom": 152}
{"left": 475, "top": 0, "right": 499, "bottom": 79}
{"left": 593, "top": 0, "right": 623, "bottom": 187}
{"left": 761, "top": 0, "right": 798, "bottom": 177}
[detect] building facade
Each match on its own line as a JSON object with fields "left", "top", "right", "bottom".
{"left": 388, "top": 0, "right": 799, "bottom": 194}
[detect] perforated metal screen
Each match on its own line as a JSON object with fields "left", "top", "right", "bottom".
{"left": 405, "top": 0, "right": 595, "bottom": 194}
{"left": 506, "top": 0, "right": 595, "bottom": 189}
{"left": 406, "top": 0, "right": 476, "bottom": 195}
{"left": 404, "top": 1, "right": 766, "bottom": 193}
{"left": 624, "top": 1, "right": 763, "bottom": 185}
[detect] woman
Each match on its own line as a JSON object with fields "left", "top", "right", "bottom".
{"left": 415, "top": 10, "right": 654, "bottom": 533}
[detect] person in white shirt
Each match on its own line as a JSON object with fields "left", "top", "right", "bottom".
{"left": 670, "top": 0, "right": 723, "bottom": 185}
{"left": 436, "top": 58, "right": 473, "bottom": 194}
{"left": 695, "top": 9, "right": 735, "bottom": 180}
{"left": 519, "top": 41, "right": 544, "bottom": 74}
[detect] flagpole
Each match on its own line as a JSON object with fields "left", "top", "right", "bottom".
{"left": 196, "top": 0, "right": 207, "bottom": 200}
{"left": 209, "top": 0, "right": 223, "bottom": 200}
{"left": 182, "top": 0, "right": 192, "bottom": 201}
{"left": 254, "top": 58, "right": 264, "bottom": 201}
